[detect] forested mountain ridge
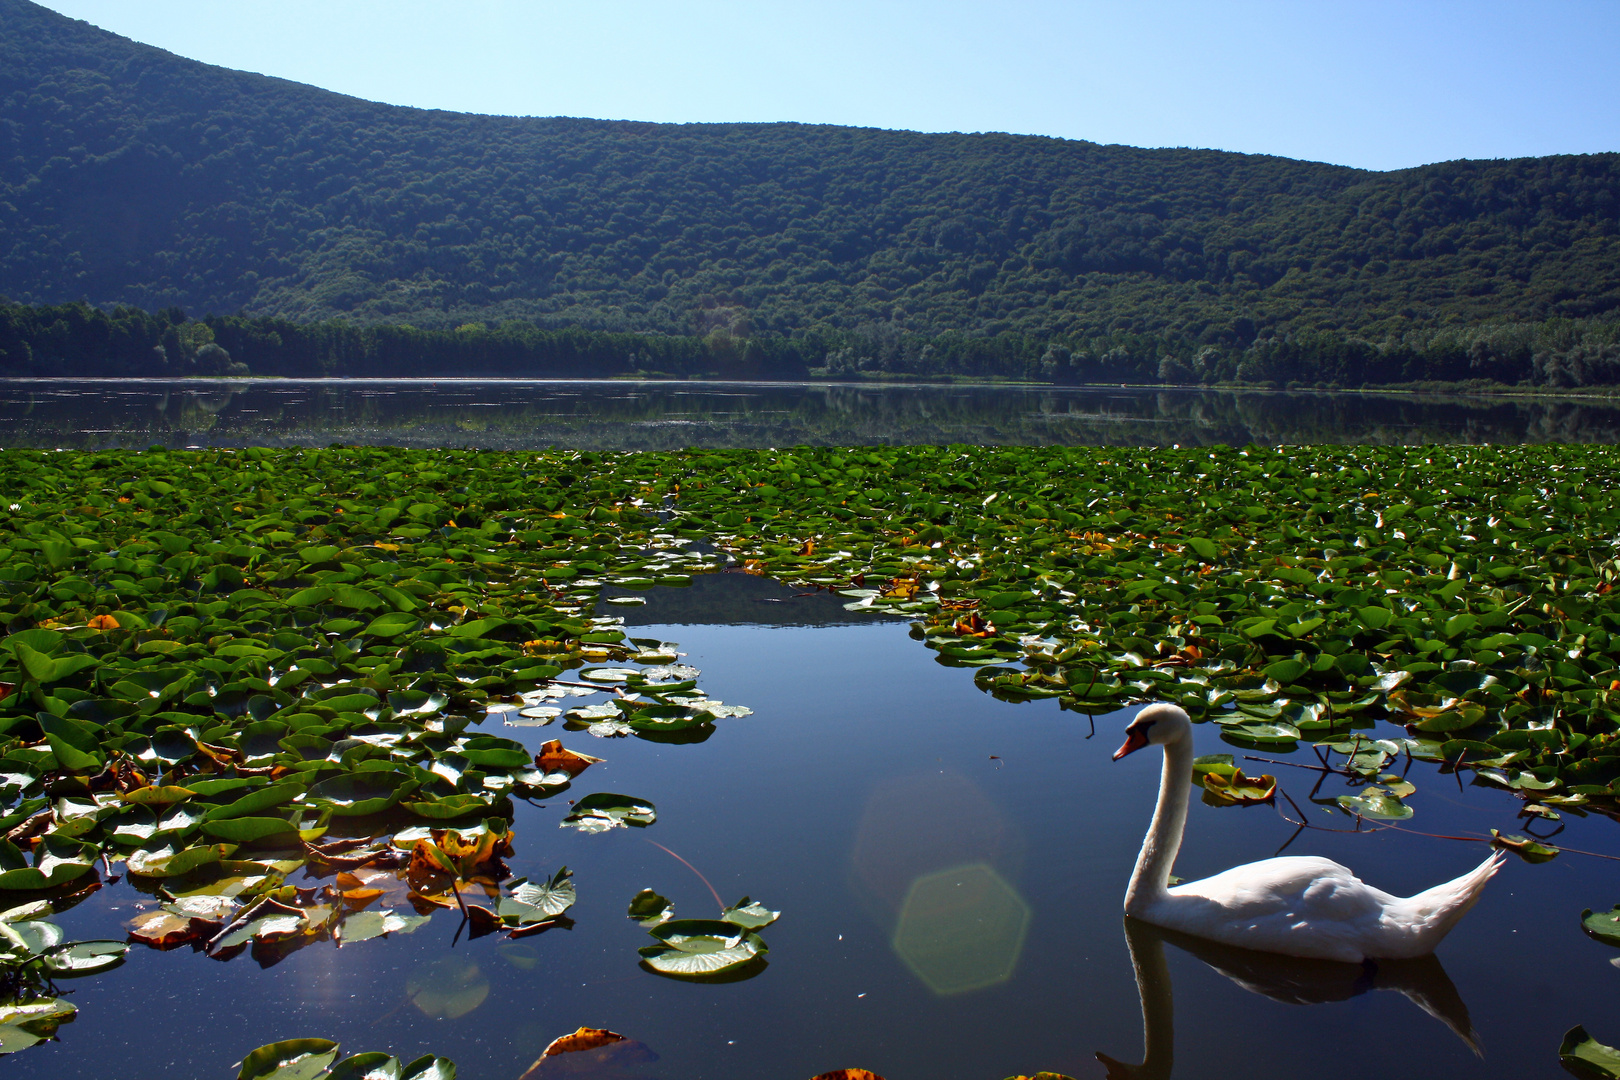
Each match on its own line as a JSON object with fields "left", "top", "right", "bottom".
{"left": 2, "top": 0, "right": 1619, "bottom": 361}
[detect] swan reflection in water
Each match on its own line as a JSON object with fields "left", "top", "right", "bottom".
{"left": 1097, "top": 917, "right": 1480, "bottom": 1080}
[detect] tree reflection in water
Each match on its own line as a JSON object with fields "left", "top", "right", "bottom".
{"left": 2, "top": 381, "right": 1620, "bottom": 449}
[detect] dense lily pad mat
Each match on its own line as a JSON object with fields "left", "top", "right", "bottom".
{"left": 665, "top": 443, "right": 1620, "bottom": 815}
{"left": 0, "top": 444, "right": 749, "bottom": 1014}
{"left": 1, "top": 443, "right": 1619, "bottom": 847}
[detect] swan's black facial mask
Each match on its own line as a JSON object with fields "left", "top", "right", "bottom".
{"left": 1113, "top": 722, "right": 1152, "bottom": 760}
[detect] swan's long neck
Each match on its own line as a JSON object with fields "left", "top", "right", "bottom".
{"left": 1125, "top": 732, "right": 1193, "bottom": 915}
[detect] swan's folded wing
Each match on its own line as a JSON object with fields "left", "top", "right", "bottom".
{"left": 1158, "top": 856, "right": 1393, "bottom": 961}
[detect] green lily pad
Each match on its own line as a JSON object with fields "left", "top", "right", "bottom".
{"left": 1562, "top": 1025, "right": 1620, "bottom": 1079}
{"left": 237, "top": 1038, "right": 341, "bottom": 1080}
{"left": 1582, "top": 906, "right": 1620, "bottom": 948}
{"left": 500, "top": 867, "right": 576, "bottom": 926}
{"left": 560, "top": 793, "right": 656, "bottom": 833}
{"left": 637, "top": 919, "right": 768, "bottom": 980}
{"left": 627, "top": 888, "right": 674, "bottom": 927}
{"left": 720, "top": 896, "right": 780, "bottom": 929}
{"left": 1336, "top": 787, "right": 1414, "bottom": 820}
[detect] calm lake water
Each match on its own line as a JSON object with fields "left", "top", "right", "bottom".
{"left": 3, "top": 384, "right": 1618, "bottom": 1078}
{"left": 8, "top": 573, "right": 1618, "bottom": 1080}
{"left": 2, "top": 378, "right": 1620, "bottom": 449}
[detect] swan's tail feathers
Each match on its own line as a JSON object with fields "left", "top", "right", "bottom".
{"left": 1396, "top": 850, "right": 1505, "bottom": 953}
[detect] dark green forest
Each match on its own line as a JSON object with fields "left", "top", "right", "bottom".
{"left": 2, "top": 0, "right": 1619, "bottom": 383}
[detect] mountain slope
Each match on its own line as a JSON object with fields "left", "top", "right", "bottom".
{"left": 2, "top": 0, "right": 1618, "bottom": 345}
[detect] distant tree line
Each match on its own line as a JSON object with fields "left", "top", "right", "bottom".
{"left": 4, "top": 301, "right": 1619, "bottom": 389}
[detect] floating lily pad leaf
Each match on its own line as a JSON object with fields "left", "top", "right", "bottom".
{"left": 326, "top": 1052, "right": 401, "bottom": 1080}
{"left": 129, "top": 910, "right": 208, "bottom": 949}
{"left": 0, "top": 900, "right": 52, "bottom": 923}
{"left": 39, "top": 940, "right": 127, "bottom": 977}
{"left": 404, "top": 795, "right": 496, "bottom": 820}
{"left": 8, "top": 919, "right": 62, "bottom": 954}
{"left": 510, "top": 707, "right": 561, "bottom": 726}
{"left": 580, "top": 668, "right": 639, "bottom": 682}
{"left": 121, "top": 785, "right": 197, "bottom": 807}
{"left": 720, "top": 897, "right": 780, "bottom": 929}
{"left": 0, "top": 836, "right": 97, "bottom": 890}
{"left": 638, "top": 919, "right": 768, "bottom": 980}
{"left": 337, "top": 910, "right": 431, "bottom": 946}
{"left": 203, "top": 780, "right": 307, "bottom": 821}
{"left": 126, "top": 841, "right": 235, "bottom": 878}
{"left": 308, "top": 773, "right": 417, "bottom": 817}
{"left": 627, "top": 889, "right": 673, "bottom": 927}
{"left": 700, "top": 703, "right": 753, "bottom": 719}
{"left": 1337, "top": 787, "right": 1413, "bottom": 820}
{"left": 501, "top": 867, "right": 576, "bottom": 926}
{"left": 1378, "top": 775, "right": 1417, "bottom": 798}
{"left": 1408, "top": 705, "right": 1489, "bottom": 733}
{"left": 1218, "top": 721, "right": 1300, "bottom": 750}
{"left": 387, "top": 690, "right": 448, "bottom": 716}
{"left": 365, "top": 613, "right": 424, "bottom": 640}
{"left": 217, "top": 909, "right": 311, "bottom": 951}
{"left": 1561, "top": 1025, "right": 1620, "bottom": 1079}
{"left": 567, "top": 703, "right": 621, "bottom": 721}
{"left": 237, "top": 1038, "right": 341, "bottom": 1080}
{"left": 407, "top": 956, "right": 489, "bottom": 1020}
{"left": 399, "top": 1055, "right": 457, "bottom": 1080}
{"left": 1202, "top": 769, "right": 1277, "bottom": 807}
{"left": 1492, "top": 829, "right": 1560, "bottom": 863}
{"left": 1582, "top": 906, "right": 1620, "bottom": 948}
{"left": 201, "top": 817, "right": 300, "bottom": 843}
{"left": 561, "top": 794, "right": 656, "bottom": 833}
{"left": 635, "top": 664, "right": 700, "bottom": 683}
{"left": 0, "top": 996, "right": 74, "bottom": 1040}
{"left": 1190, "top": 754, "right": 1235, "bottom": 781}
{"left": 0, "top": 1025, "right": 43, "bottom": 1055}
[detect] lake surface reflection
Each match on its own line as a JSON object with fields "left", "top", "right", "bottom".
{"left": 7, "top": 573, "right": 1616, "bottom": 1079}
{"left": 2, "top": 378, "right": 1620, "bottom": 449}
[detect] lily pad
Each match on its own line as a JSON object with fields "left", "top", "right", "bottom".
{"left": 237, "top": 1038, "right": 341, "bottom": 1080}
{"left": 1562, "top": 1025, "right": 1620, "bottom": 1079}
{"left": 561, "top": 793, "right": 656, "bottom": 833}
{"left": 1336, "top": 787, "right": 1414, "bottom": 820}
{"left": 637, "top": 919, "right": 768, "bottom": 980}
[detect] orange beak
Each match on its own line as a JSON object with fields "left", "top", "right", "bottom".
{"left": 1113, "top": 727, "right": 1150, "bottom": 761}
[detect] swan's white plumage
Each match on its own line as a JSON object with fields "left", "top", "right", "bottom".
{"left": 1117, "top": 703, "right": 1503, "bottom": 963}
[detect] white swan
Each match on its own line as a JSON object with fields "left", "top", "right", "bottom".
{"left": 1113, "top": 703, "right": 1503, "bottom": 963}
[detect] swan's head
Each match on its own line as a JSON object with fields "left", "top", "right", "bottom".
{"left": 1112, "top": 703, "right": 1192, "bottom": 760}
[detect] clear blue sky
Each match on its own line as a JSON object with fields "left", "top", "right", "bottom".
{"left": 33, "top": 0, "right": 1620, "bottom": 171}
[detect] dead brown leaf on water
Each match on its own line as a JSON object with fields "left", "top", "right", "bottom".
{"left": 535, "top": 740, "right": 602, "bottom": 777}
{"left": 810, "top": 1071, "right": 888, "bottom": 1080}
{"left": 127, "top": 910, "right": 207, "bottom": 949}
{"left": 516, "top": 1026, "right": 658, "bottom": 1080}
{"left": 543, "top": 1028, "right": 626, "bottom": 1056}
